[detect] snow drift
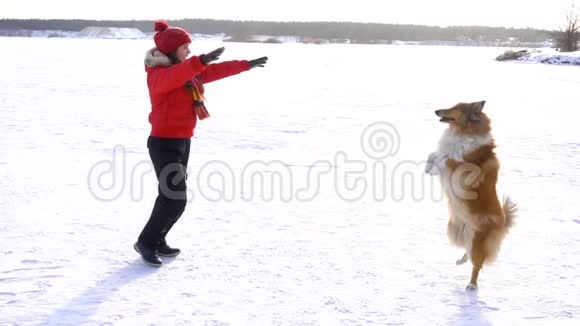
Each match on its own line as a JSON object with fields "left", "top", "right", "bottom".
{"left": 76, "top": 27, "right": 147, "bottom": 39}
{"left": 496, "top": 48, "right": 580, "bottom": 66}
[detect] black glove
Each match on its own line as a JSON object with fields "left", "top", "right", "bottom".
{"left": 201, "top": 47, "right": 225, "bottom": 65}
{"left": 248, "top": 56, "right": 268, "bottom": 69}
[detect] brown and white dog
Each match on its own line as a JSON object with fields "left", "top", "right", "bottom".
{"left": 425, "top": 100, "right": 518, "bottom": 290}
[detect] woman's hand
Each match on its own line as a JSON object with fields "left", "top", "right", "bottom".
{"left": 248, "top": 56, "right": 268, "bottom": 69}
{"left": 201, "top": 47, "right": 225, "bottom": 65}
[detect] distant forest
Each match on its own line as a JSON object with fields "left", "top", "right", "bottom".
{"left": 0, "top": 19, "right": 554, "bottom": 43}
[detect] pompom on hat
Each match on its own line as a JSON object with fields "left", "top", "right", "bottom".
{"left": 153, "top": 20, "right": 192, "bottom": 55}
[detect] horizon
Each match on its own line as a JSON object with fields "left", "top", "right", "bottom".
{"left": 0, "top": 17, "right": 562, "bottom": 32}
{"left": 2, "top": 0, "right": 579, "bottom": 31}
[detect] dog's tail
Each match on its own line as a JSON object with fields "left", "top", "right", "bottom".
{"left": 502, "top": 196, "right": 518, "bottom": 229}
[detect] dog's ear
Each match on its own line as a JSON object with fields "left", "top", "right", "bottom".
{"left": 468, "top": 101, "right": 485, "bottom": 121}
{"left": 469, "top": 112, "right": 482, "bottom": 121}
{"left": 471, "top": 101, "right": 486, "bottom": 112}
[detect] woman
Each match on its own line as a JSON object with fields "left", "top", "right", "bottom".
{"left": 135, "top": 20, "right": 268, "bottom": 267}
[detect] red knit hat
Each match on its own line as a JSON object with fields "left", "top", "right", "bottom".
{"left": 153, "top": 20, "right": 192, "bottom": 55}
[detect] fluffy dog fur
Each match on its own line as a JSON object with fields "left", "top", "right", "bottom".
{"left": 425, "top": 100, "right": 518, "bottom": 290}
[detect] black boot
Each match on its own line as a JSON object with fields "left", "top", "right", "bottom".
{"left": 134, "top": 242, "right": 162, "bottom": 267}
{"left": 156, "top": 243, "right": 181, "bottom": 257}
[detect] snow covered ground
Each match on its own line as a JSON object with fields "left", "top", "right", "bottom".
{"left": 497, "top": 48, "right": 580, "bottom": 66}
{"left": 0, "top": 37, "right": 579, "bottom": 325}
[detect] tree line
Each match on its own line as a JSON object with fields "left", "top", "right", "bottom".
{"left": 0, "top": 19, "right": 554, "bottom": 43}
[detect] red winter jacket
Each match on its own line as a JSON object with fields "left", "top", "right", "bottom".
{"left": 144, "top": 49, "right": 250, "bottom": 138}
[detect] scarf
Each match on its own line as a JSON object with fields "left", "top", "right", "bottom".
{"left": 188, "top": 77, "right": 209, "bottom": 120}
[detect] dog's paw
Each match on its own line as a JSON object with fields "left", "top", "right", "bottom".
{"left": 425, "top": 153, "right": 436, "bottom": 174}
{"left": 425, "top": 153, "right": 442, "bottom": 175}
{"left": 426, "top": 152, "right": 448, "bottom": 176}
{"left": 425, "top": 162, "right": 434, "bottom": 174}
{"left": 427, "top": 152, "right": 438, "bottom": 162}
{"left": 456, "top": 254, "right": 468, "bottom": 265}
{"left": 466, "top": 283, "right": 478, "bottom": 291}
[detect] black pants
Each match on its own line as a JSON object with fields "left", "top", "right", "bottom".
{"left": 138, "top": 136, "right": 191, "bottom": 247}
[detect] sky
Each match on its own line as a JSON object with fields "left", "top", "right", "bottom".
{"left": 1, "top": 0, "right": 579, "bottom": 30}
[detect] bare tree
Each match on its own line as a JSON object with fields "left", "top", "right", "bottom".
{"left": 557, "top": 3, "right": 580, "bottom": 52}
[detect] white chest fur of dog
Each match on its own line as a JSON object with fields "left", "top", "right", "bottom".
{"left": 430, "top": 128, "right": 493, "bottom": 166}
{"left": 427, "top": 127, "right": 493, "bottom": 200}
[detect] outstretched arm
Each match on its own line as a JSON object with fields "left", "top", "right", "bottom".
{"left": 199, "top": 56, "right": 268, "bottom": 84}
{"left": 148, "top": 56, "right": 207, "bottom": 94}
{"left": 198, "top": 60, "right": 251, "bottom": 84}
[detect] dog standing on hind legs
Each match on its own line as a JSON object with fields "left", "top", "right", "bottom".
{"left": 425, "top": 100, "right": 518, "bottom": 290}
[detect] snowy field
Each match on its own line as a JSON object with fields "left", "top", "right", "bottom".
{"left": 0, "top": 37, "right": 579, "bottom": 325}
